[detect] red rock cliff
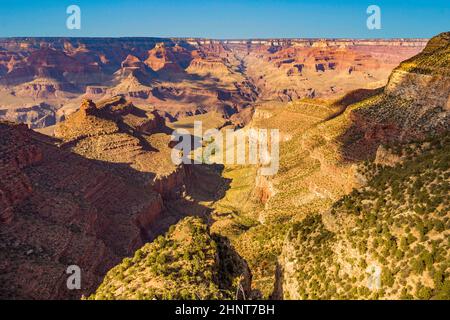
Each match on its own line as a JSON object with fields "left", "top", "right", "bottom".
{"left": 0, "top": 121, "right": 167, "bottom": 299}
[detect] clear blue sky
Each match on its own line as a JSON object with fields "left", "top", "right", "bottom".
{"left": 0, "top": 0, "right": 448, "bottom": 38}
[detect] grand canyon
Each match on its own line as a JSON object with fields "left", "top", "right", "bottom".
{"left": 0, "top": 32, "right": 449, "bottom": 300}
{"left": 0, "top": 37, "right": 426, "bottom": 129}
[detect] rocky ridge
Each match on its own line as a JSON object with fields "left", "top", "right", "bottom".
{"left": 0, "top": 37, "right": 426, "bottom": 128}
{"left": 0, "top": 96, "right": 194, "bottom": 299}
{"left": 89, "top": 217, "right": 252, "bottom": 300}
{"left": 204, "top": 32, "right": 449, "bottom": 299}
{"left": 274, "top": 32, "right": 450, "bottom": 299}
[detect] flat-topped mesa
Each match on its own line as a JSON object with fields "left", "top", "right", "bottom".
{"left": 54, "top": 100, "right": 119, "bottom": 141}
{"left": 186, "top": 56, "right": 231, "bottom": 77}
{"left": 221, "top": 38, "right": 429, "bottom": 47}
{"left": 54, "top": 96, "right": 189, "bottom": 199}
{"left": 145, "top": 42, "right": 186, "bottom": 73}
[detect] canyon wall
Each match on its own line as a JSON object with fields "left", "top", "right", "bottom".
{"left": 0, "top": 96, "right": 193, "bottom": 299}
{"left": 275, "top": 32, "right": 450, "bottom": 300}
{"left": 0, "top": 37, "right": 426, "bottom": 128}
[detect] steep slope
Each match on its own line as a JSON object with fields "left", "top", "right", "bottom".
{"left": 279, "top": 135, "right": 449, "bottom": 299}
{"left": 274, "top": 32, "right": 450, "bottom": 299}
{"left": 0, "top": 37, "right": 425, "bottom": 128}
{"left": 208, "top": 33, "right": 449, "bottom": 298}
{"left": 342, "top": 32, "right": 450, "bottom": 159}
{"left": 208, "top": 92, "right": 381, "bottom": 297}
{"left": 89, "top": 217, "right": 251, "bottom": 300}
{"left": 54, "top": 96, "right": 188, "bottom": 199}
{"left": 0, "top": 121, "right": 164, "bottom": 299}
{"left": 1, "top": 34, "right": 447, "bottom": 301}
{"left": 0, "top": 96, "right": 199, "bottom": 300}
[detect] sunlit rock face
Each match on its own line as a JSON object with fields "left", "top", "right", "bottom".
{"left": 227, "top": 39, "right": 427, "bottom": 102}
{"left": 0, "top": 95, "right": 194, "bottom": 299}
{"left": 0, "top": 37, "right": 426, "bottom": 128}
{"left": 274, "top": 33, "right": 450, "bottom": 301}
{"left": 385, "top": 33, "right": 450, "bottom": 113}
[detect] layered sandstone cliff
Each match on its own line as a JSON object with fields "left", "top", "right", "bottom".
{"left": 0, "top": 96, "right": 194, "bottom": 299}
{"left": 344, "top": 32, "right": 450, "bottom": 157}
{"left": 229, "top": 39, "right": 426, "bottom": 102}
{"left": 0, "top": 37, "right": 425, "bottom": 128}
{"left": 0, "top": 121, "right": 165, "bottom": 299}
{"left": 206, "top": 33, "right": 448, "bottom": 299}
{"left": 275, "top": 32, "right": 450, "bottom": 300}
{"left": 54, "top": 96, "right": 189, "bottom": 199}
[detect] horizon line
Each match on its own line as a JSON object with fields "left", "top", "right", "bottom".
{"left": 0, "top": 36, "right": 431, "bottom": 41}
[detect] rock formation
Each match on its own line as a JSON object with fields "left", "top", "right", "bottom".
{"left": 229, "top": 40, "right": 426, "bottom": 102}
{"left": 0, "top": 121, "right": 164, "bottom": 299}
{"left": 342, "top": 32, "right": 450, "bottom": 158}
{"left": 54, "top": 96, "right": 188, "bottom": 199}
{"left": 0, "top": 96, "right": 192, "bottom": 299}
{"left": 0, "top": 37, "right": 426, "bottom": 128}
{"left": 1, "top": 33, "right": 448, "bottom": 301}
{"left": 88, "top": 217, "right": 252, "bottom": 300}
{"left": 272, "top": 32, "right": 450, "bottom": 300}
{"left": 206, "top": 32, "right": 449, "bottom": 299}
